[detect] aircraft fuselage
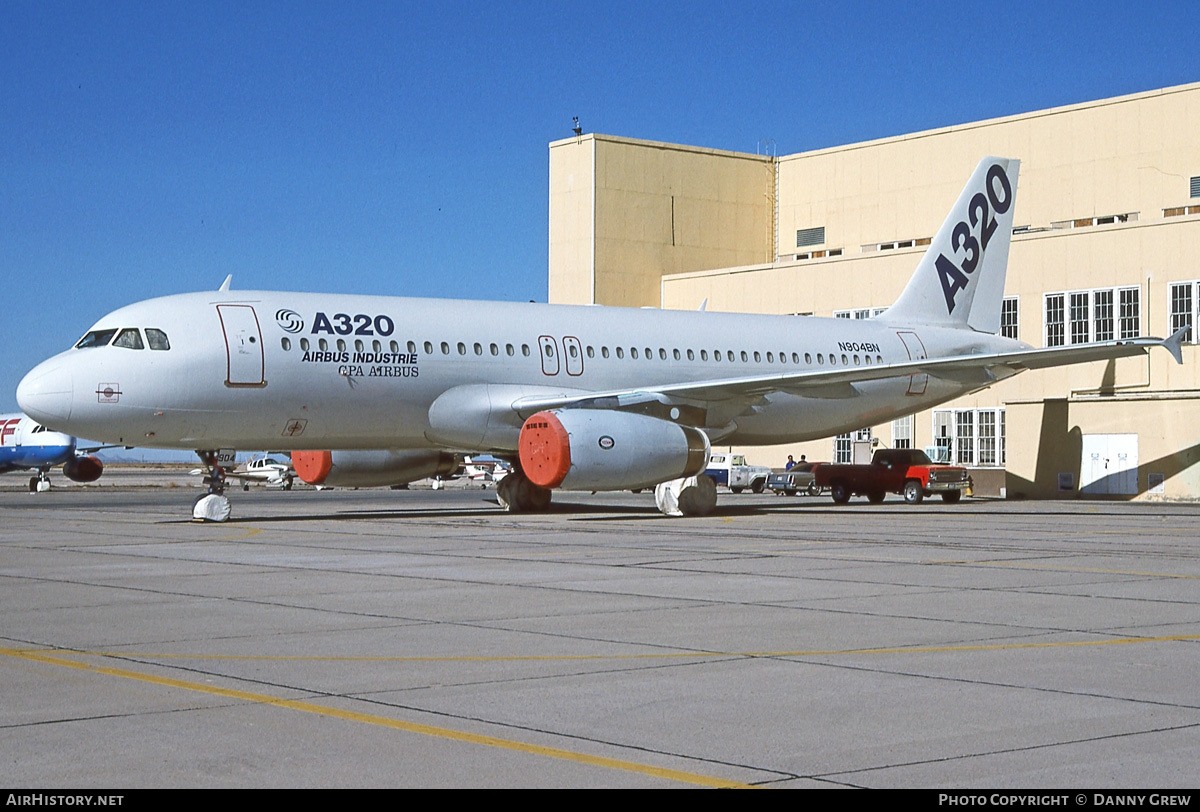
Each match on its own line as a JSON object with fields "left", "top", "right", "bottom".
{"left": 17, "top": 291, "right": 1026, "bottom": 453}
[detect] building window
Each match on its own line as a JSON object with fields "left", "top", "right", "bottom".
{"left": 1000, "top": 297, "right": 1019, "bottom": 339}
{"left": 892, "top": 415, "right": 913, "bottom": 449}
{"left": 1170, "top": 281, "right": 1198, "bottom": 342}
{"left": 797, "top": 226, "right": 825, "bottom": 248}
{"left": 1045, "top": 287, "right": 1139, "bottom": 346}
{"left": 978, "top": 411, "right": 998, "bottom": 466}
{"left": 1069, "top": 292, "right": 1090, "bottom": 344}
{"left": 1094, "top": 289, "right": 1114, "bottom": 342}
{"left": 955, "top": 411, "right": 975, "bottom": 465}
{"left": 1045, "top": 294, "right": 1065, "bottom": 347}
{"left": 932, "top": 408, "right": 1005, "bottom": 467}
{"left": 1119, "top": 288, "right": 1140, "bottom": 339}
{"left": 834, "top": 433, "right": 851, "bottom": 463}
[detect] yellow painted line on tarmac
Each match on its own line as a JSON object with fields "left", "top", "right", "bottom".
{"left": 209, "top": 527, "right": 265, "bottom": 541}
{"left": 25, "top": 632, "right": 1200, "bottom": 664}
{"left": 0, "top": 646, "right": 753, "bottom": 789}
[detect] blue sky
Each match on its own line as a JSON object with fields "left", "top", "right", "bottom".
{"left": 3, "top": 0, "right": 1198, "bottom": 415}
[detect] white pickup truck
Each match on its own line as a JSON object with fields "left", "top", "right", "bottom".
{"left": 703, "top": 453, "right": 772, "bottom": 494}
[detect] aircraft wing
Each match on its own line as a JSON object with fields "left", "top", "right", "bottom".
{"left": 77, "top": 443, "right": 130, "bottom": 454}
{"left": 511, "top": 329, "right": 1186, "bottom": 416}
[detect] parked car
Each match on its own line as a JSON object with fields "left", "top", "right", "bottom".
{"left": 766, "top": 462, "right": 822, "bottom": 496}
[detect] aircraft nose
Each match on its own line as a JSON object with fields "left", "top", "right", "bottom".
{"left": 17, "top": 359, "right": 74, "bottom": 423}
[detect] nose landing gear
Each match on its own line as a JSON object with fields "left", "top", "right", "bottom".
{"left": 28, "top": 469, "right": 52, "bottom": 493}
{"left": 192, "top": 450, "right": 232, "bottom": 522}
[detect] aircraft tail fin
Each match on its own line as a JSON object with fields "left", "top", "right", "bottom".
{"left": 879, "top": 157, "right": 1020, "bottom": 333}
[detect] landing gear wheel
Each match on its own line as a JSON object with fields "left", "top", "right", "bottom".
{"left": 243, "top": 483, "right": 250, "bottom": 492}
{"left": 941, "top": 490, "right": 962, "bottom": 503}
{"left": 193, "top": 450, "right": 231, "bottom": 521}
{"left": 655, "top": 474, "right": 717, "bottom": 517}
{"left": 830, "top": 482, "right": 850, "bottom": 504}
{"left": 192, "top": 493, "right": 232, "bottom": 522}
{"left": 903, "top": 479, "right": 924, "bottom": 504}
{"left": 29, "top": 476, "right": 39, "bottom": 493}
{"left": 496, "top": 470, "right": 552, "bottom": 512}
{"left": 283, "top": 478, "right": 293, "bottom": 491}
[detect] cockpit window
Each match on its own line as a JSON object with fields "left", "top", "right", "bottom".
{"left": 113, "top": 328, "right": 145, "bottom": 350}
{"left": 145, "top": 328, "right": 170, "bottom": 351}
{"left": 76, "top": 329, "right": 118, "bottom": 349}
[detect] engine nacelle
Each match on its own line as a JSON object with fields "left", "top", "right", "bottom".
{"left": 62, "top": 455, "right": 103, "bottom": 483}
{"left": 293, "top": 450, "right": 459, "bottom": 488}
{"left": 519, "top": 409, "right": 709, "bottom": 491}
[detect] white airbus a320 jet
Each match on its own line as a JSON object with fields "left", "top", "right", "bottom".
{"left": 17, "top": 158, "right": 1186, "bottom": 520}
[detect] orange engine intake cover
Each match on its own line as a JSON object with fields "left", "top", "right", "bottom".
{"left": 291, "top": 450, "right": 333, "bottom": 485}
{"left": 519, "top": 411, "right": 572, "bottom": 488}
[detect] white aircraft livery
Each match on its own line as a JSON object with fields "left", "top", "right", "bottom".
{"left": 16, "top": 158, "right": 1186, "bottom": 519}
{"left": 0, "top": 412, "right": 104, "bottom": 491}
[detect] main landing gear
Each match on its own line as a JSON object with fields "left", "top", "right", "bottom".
{"left": 28, "top": 468, "right": 51, "bottom": 493}
{"left": 654, "top": 474, "right": 717, "bottom": 517}
{"left": 496, "top": 467, "right": 719, "bottom": 517}
{"left": 495, "top": 465, "right": 552, "bottom": 512}
{"left": 192, "top": 450, "right": 232, "bottom": 522}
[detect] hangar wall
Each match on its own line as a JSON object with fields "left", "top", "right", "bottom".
{"left": 549, "top": 134, "right": 774, "bottom": 308}
{"left": 547, "top": 82, "right": 1200, "bottom": 500}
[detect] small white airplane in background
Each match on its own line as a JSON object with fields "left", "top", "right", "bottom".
{"left": 191, "top": 454, "right": 295, "bottom": 491}
{"left": 463, "top": 455, "right": 510, "bottom": 485}
{"left": 17, "top": 157, "right": 1187, "bottom": 520}
{"left": 0, "top": 412, "right": 105, "bottom": 492}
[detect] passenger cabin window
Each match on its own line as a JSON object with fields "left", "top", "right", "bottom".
{"left": 113, "top": 328, "right": 144, "bottom": 350}
{"left": 145, "top": 329, "right": 170, "bottom": 350}
{"left": 76, "top": 329, "right": 117, "bottom": 349}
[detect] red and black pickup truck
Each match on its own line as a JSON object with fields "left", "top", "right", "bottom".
{"left": 812, "top": 449, "right": 969, "bottom": 505}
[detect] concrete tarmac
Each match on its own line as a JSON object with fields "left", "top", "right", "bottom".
{"left": 2, "top": 477, "right": 1199, "bottom": 787}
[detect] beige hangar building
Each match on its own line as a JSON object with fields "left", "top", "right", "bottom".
{"left": 547, "top": 81, "right": 1200, "bottom": 499}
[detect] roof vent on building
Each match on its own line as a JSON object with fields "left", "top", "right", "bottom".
{"left": 796, "top": 226, "right": 825, "bottom": 248}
